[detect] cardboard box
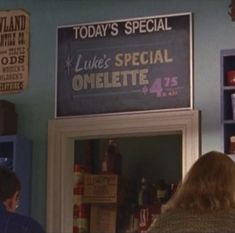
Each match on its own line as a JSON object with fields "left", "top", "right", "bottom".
{"left": 0, "top": 100, "right": 17, "bottom": 135}
{"left": 83, "top": 174, "right": 118, "bottom": 203}
{"left": 89, "top": 204, "right": 117, "bottom": 233}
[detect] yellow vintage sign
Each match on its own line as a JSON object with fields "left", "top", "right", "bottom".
{"left": 0, "top": 9, "right": 29, "bottom": 93}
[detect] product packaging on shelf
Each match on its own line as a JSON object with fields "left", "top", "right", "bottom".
{"left": 229, "top": 136, "right": 235, "bottom": 154}
{"left": 89, "top": 204, "right": 117, "bottom": 233}
{"left": 73, "top": 164, "right": 90, "bottom": 233}
{"left": 227, "top": 70, "right": 235, "bottom": 85}
{"left": 84, "top": 174, "right": 130, "bottom": 204}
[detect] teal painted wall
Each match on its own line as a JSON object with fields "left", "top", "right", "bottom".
{"left": 0, "top": 0, "right": 233, "bottom": 228}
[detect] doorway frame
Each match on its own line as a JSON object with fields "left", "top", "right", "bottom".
{"left": 46, "top": 110, "right": 200, "bottom": 233}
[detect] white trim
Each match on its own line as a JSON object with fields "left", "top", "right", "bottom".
{"left": 47, "top": 110, "right": 200, "bottom": 233}
{"left": 190, "top": 12, "right": 194, "bottom": 109}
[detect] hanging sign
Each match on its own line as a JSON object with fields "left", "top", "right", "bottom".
{"left": 0, "top": 9, "right": 29, "bottom": 94}
{"left": 56, "top": 12, "right": 193, "bottom": 117}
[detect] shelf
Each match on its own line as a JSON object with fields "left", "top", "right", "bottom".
{"left": 223, "top": 86, "right": 235, "bottom": 90}
{"left": 223, "top": 120, "right": 235, "bottom": 124}
{"left": 0, "top": 135, "right": 32, "bottom": 216}
{"left": 221, "top": 49, "right": 235, "bottom": 154}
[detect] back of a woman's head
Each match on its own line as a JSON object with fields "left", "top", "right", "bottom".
{"left": 164, "top": 151, "right": 235, "bottom": 212}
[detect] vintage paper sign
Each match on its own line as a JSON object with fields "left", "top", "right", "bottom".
{"left": 0, "top": 9, "right": 29, "bottom": 94}
{"left": 83, "top": 174, "right": 118, "bottom": 203}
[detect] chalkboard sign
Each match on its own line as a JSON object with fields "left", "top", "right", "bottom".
{"left": 56, "top": 12, "right": 193, "bottom": 117}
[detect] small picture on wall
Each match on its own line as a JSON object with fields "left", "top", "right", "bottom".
{"left": 0, "top": 9, "right": 29, "bottom": 94}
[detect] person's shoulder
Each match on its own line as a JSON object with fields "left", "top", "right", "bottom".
{"left": 222, "top": 208, "right": 235, "bottom": 217}
{"left": 9, "top": 212, "right": 45, "bottom": 233}
{"left": 228, "top": 207, "right": 235, "bottom": 213}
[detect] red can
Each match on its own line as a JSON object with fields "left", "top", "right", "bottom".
{"left": 139, "top": 206, "right": 152, "bottom": 233}
{"left": 73, "top": 204, "right": 89, "bottom": 218}
{"left": 227, "top": 70, "right": 235, "bottom": 86}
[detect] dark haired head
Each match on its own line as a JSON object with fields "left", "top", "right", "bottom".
{"left": 0, "top": 166, "right": 21, "bottom": 202}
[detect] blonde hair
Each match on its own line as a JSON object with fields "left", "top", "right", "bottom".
{"left": 163, "top": 151, "right": 235, "bottom": 212}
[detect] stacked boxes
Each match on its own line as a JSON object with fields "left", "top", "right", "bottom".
{"left": 89, "top": 204, "right": 117, "bottom": 233}
{"left": 83, "top": 174, "right": 120, "bottom": 233}
{"left": 83, "top": 174, "right": 118, "bottom": 203}
{"left": 73, "top": 164, "right": 90, "bottom": 233}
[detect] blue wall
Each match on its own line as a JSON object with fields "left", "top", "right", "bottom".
{"left": 0, "top": 0, "right": 233, "bottom": 227}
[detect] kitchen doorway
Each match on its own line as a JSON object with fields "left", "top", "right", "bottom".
{"left": 46, "top": 110, "right": 200, "bottom": 233}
